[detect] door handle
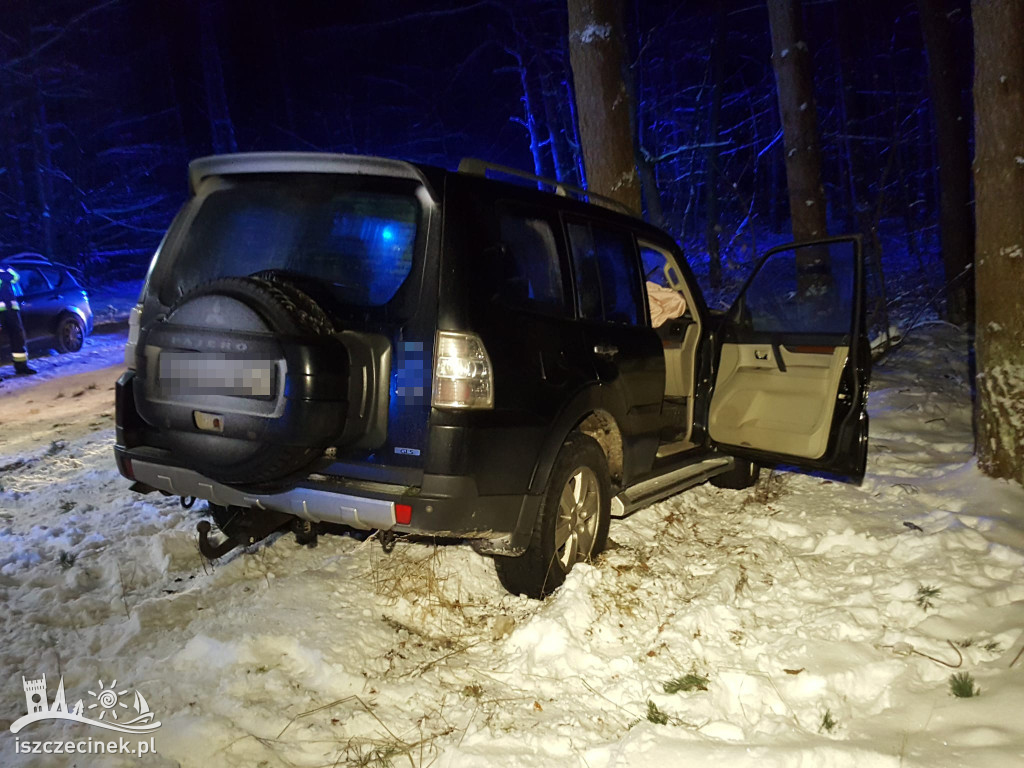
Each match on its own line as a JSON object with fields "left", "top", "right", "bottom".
{"left": 593, "top": 344, "right": 618, "bottom": 358}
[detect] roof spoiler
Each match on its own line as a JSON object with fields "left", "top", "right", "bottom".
{"left": 188, "top": 152, "right": 438, "bottom": 201}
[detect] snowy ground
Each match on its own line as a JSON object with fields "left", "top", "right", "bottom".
{"left": 1, "top": 323, "right": 1022, "bottom": 767}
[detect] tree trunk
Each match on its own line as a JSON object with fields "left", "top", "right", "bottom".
{"left": 705, "top": 4, "right": 727, "bottom": 289}
{"left": 918, "top": 0, "right": 974, "bottom": 324}
{"left": 200, "top": 2, "right": 238, "bottom": 155}
{"left": 539, "top": 66, "right": 567, "bottom": 181}
{"left": 566, "top": 0, "right": 641, "bottom": 215}
{"left": 766, "top": 0, "right": 828, "bottom": 243}
{"left": 31, "top": 71, "right": 55, "bottom": 260}
{"left": 564, "top": 76, "right": 587, "bottom": 187}
{"left": 972, "top": 0, "right": 1024, "bottom": 485}
{"left": 507, "top": 45, "right": 545, "bottom": 180}
{"left": 833, "top": 0, "right": 859, "bottom": 233}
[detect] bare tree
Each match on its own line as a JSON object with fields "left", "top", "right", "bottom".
{"left": 566, "top": 0, "right": 641, "bottom": 214}
{"left": 200, "top": 1, "right": 238, "bottom": 155}
{"left": 918, "top": 0, "right": 974, "bottom": 323}
{"left": 972, "top": 0, "right": 1024, "bottom": 485}
{"left": 705, "top": 3, "right": 727, "bottom": 288}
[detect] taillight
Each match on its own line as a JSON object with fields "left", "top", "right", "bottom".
{"left": 431, "top": 331, "right": 494, "bottom": 409}
{"left": 117, "top": 455, "right": 135, "bottom": 480}
{"left": 395, "top": 503, "right": 413, "bottom": 525}
{"left": 124, "top": 304, "right": 142, "bottom": 370}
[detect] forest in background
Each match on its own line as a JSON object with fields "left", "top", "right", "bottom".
{"left": 0, "top": 0, "right": 973, "bottom": 310}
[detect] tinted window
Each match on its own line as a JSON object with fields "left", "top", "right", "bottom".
{"left": 567, "top": 222, "right": 641, "bottom": 324}
{"left": 489, "top": 208, "right": 566, "bottom": 315}
{"left": 163, "top": 175, "right": 419, "bottom": 308}
{"left": 742, "top": 240, "right": 855, "bottom": 335}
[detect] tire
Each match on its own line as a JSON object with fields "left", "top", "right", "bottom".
{"left": 709, "top": 458, "right": 760, "bottom": 489}
{"left": 495, "top": 433, "right": 611, "bottom": 599}
{"left": 55, "top": 314, "right": 85, "bottom": 353}
{"left": 166, "top": 275, "right": 335, "bottom": 340}
{"left": 141, "top": 276, "right": 345, "bottom": 487}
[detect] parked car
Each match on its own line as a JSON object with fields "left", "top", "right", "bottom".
{"left": 114, "top": 153, "right": 870, "bottom": 598}
{"left": 0, "top": 252, "right": 93, "bottom": 354}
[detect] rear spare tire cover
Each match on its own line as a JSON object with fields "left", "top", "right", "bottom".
{"left": 135, "top": 276, "right": 350, "bottom": 487}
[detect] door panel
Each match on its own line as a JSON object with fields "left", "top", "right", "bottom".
{"left": 709, "top": 343, "right": 847, "bottom": 459}
{"left": 663, "top": 321, "right": 700, "bottom": 398}
{"left": 709, "top": 236, "right": 869, "bottom": 478}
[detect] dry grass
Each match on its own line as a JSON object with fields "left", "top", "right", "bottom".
{"left": 368, "top": 543, "right": 481, "bottom": 650}
{"left": 747, "top": 470, "right": 788, "bottom": 506}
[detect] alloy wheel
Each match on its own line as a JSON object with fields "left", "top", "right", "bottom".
{"left": 553, "top": 466, "right": 600, "bottom": 572}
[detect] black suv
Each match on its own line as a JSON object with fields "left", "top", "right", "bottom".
{"left": 114, "top": 153, "right": 870, "bottom": 598}
{"left": 0, "top": 252, "right": 93, "bottom": 355}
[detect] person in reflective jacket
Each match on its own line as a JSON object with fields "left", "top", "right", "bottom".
{"left": 0, "top": 265, "right": 37, "bottom": 376}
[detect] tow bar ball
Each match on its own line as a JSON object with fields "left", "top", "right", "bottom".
{"left": 192, "top": 502, "right": 403, "bottom": 560}
{"left": 195, "top": 505, "right": 294, "bottom": 560}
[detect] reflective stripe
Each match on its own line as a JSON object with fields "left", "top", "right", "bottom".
{"left": 0, "top": 301, "right": 5, "bottom": 310}
{"left": 12, "top": 352, "right": 28, "bottom": 362}
{"left": 9, "top": 301, "right": 18, "bottom": 310}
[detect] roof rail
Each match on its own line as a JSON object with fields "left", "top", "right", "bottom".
{"left": 457, "top": 158, "right": 637, "bottom": 218}
{"left": 1, "top": 252, "right": 50, "bottom": 264}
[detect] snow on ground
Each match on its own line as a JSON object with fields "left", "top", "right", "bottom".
{"left": 85, "top": 280, "right": 142, "bottom": 328}
{"left": 0, "top": 327, "right": 128, "bottom": 399}
{"left": 0, "top": 323, "right": 1022, "bottom": 767}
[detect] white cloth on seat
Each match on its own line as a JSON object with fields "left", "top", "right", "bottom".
{"left": 646, "top": 281, "right": 687, "bottom": 328}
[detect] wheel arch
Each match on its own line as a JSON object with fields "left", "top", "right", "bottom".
{"left": 51, "top": 307, "right": 88, "bottom": 334}
{"left": 509, "top": 387, "right": 627, "bottom": 551}
{"left": 526, "top": 387, "right": 627, "bottom": 496}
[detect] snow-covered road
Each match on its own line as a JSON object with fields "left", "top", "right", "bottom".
{"left": 1, "top": 324, "right": 1022, "bottom": 767}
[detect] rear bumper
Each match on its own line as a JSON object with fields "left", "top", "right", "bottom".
{"left": 114, "top": 447, "right": 530, "bottom": 545}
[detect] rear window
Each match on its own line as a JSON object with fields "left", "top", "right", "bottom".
{"left": 159, "top": 174, "right": 420, "bottom": 309}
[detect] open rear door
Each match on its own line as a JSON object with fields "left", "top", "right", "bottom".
{"left": 708, "top": 236, "right": 870, "bottom": 480}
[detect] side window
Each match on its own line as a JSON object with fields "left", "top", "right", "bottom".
{"left": 641, "top": 246, "right": 671, "bottom": 287}
{"left": 486, "top": 205, "right": 568, "bottom": 316}
{"left": 39, "top": 266, "right": 63, "bottom": 288}
{"left": 567, "top": 222, "right": 642, "bottom": 325}
{"left": 741, "top": 240, "right": 855, "bottom": 336}
{"left": 14, "top": 267, "right": 47, "bottom": 296}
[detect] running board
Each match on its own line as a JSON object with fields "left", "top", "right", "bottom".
{"left": 611, "top": 456, "right": 733, "bottom": 518}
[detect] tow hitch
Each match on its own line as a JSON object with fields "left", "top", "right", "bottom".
{"left": 196, "top": 506, "right": 293, "bottom": 560}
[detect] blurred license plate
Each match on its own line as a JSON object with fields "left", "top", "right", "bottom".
{"left": 159, "top": 354, "right": 276, "bottom": 398}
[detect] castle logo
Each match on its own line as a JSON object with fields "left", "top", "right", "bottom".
{"left": 10, "top": 674, "right": 161, "bottom": 735}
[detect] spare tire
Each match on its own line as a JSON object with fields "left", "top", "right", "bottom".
{"left": 134, "top": 276, "right": 352, "bottom": 488}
